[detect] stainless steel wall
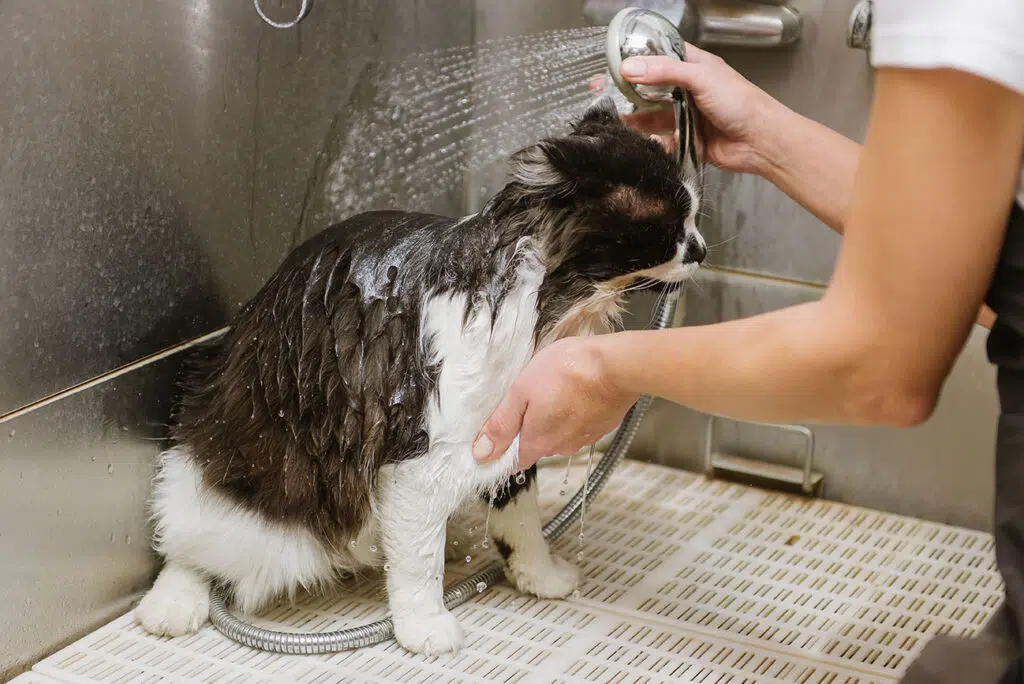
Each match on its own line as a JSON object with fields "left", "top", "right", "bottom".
{"left": 0, "top": 1, "right": 473, "bottom": 677}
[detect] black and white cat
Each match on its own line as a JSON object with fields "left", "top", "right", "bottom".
{"left": 134, "top": 95, "right": 705, "bottom": 655}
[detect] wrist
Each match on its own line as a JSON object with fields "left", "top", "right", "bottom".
{"left": 744, "top": 95, "right": 797, "bottom": 180}
{"left": 591, "top": 331, "right": 644, "bottom": 401}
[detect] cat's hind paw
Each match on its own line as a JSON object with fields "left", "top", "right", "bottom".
{"left": 511, "top": 553, "right": 579, "bottom": 600}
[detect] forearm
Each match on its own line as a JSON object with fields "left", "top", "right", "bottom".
{"left": 751, "top": 104, "right": 862, "bottom": 235}
{"left": 751, "top": 105, "right": 995, "bottom": 328}
{"left": 598, "top": 300, "right": 933, "bottom": 427}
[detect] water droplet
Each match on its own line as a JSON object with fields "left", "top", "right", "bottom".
{"left": 56, "top": 508, "right": 62, "bottom": 516}
{"left": 349, "top": 540, "right": 357, "bottom": 548}
{"left": 452, "top": 540, "right": 459, "bottom": 547}
{"left": 369, "top": 545, "right": 377, "bottom": 553}
{"left": 576, "top": 552, "right": 584, "bottom": 562}
{"left": 7, "top": 429, "right": 15, "bottom": 438}
{"left": 125, "top": 536, "right": 132, "bottom": 545}
{"left": 278, "top": 410, "right": 285, "bottom": 418}
{"left": 476, "top": 582, "right": 487, "bottom": 593}
{"left": 465, "top": 555, "right": 472, "bottom": 564}
{"left": 515, "top": 472, "right": 526, "bottom": 485}
{"left": 107, "top": 463, "right": 114, "bottom": 475}
{"left": 108, "top": 533, "right": 115, "bottom": 543}
{"left": 482, "top": 539, "right": 489, "bottom": 549}
{"left": 559, "top": 488, "right": 567, "bottom": 496}
{"left": 383, "top": 563, "right": 391, "bottom": 571}
{"left": 90, "top": 455, "right": 96, "bottom": 462}
{"left": 572, "top": 589, "right": 581, "bottom": 600}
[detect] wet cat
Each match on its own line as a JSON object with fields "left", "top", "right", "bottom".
{"left": 134, "top": 95, "right": 705, "bottom": 655}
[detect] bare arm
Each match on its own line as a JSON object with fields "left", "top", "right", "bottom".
{"left": 751, "top": 107, "right": 861, "bottom": 235}
{"left": 599, "top": 68, "right": 1022, "bottom": 425}
{"left": 622, "top": 49, "right": 860, "bottom": 234}
{"left": 626, "top": 52, "right": 997, "bottom": 328}
{"left": 474, "top": 67, "right": 1022, "bottom": 467}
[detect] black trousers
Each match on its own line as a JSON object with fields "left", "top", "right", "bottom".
{"left": 900, "top": 366, "right": 1024, "bottom": 683}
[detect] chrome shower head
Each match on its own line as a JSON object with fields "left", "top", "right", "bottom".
{"left": 606, "top": 7, "right": 687, "bottom": 110}
{"left": 604, "top": 7, "right": 701, "bottom": 179}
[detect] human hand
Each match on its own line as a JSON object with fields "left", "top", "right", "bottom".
{"left": 591, "top": 44, "right": 786, "bottom": 175}
{"left": 472, "top": 336, "right": 640, "bottom": 471}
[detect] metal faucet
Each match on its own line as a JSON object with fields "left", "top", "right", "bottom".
{"left": 583, "top": 0, "right": 803, "bottom": 49}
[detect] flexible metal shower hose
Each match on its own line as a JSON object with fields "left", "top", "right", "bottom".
{"left": 207, "top": 286, "right": 681, "bottom": 654}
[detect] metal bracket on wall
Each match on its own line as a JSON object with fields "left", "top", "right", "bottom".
{"left": 846, "top": 0, "right": 872, "bottom": 51}
{"left": 583, "top": 1, "right": 802, "bottom": 49}
{"left": 703, "top": 414, "right": 823, "bottom": 497}
{"left": 253, "top": 0, "right": 314, "bottom": 29}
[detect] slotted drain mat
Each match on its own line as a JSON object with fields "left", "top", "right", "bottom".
{"left": 15, "top": 459, "right": 1001, "bottom": 683}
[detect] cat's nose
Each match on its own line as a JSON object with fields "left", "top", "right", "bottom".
{"left": 682, "top": 233, "right": 707, "bottom": 265}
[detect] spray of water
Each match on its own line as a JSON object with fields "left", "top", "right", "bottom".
{"left": 303, "top": 27, "right": 623, "bottom": 230}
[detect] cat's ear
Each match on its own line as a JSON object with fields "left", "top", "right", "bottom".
{"left": 509, "top": 141, "right": 577, "bottom": 197}
{"left": 510, "top": 135, "right": 606, "bottom": 197}
{"left": 577, "top": 94, "right": 620, "bottom": 128}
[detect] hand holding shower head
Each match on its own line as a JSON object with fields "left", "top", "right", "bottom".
{"left": 605, "top": 7, "right": 702, "bottom": 178}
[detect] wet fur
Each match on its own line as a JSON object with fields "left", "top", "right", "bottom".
{"left": 135, "top": 97, "right": 705, "bottom": 655}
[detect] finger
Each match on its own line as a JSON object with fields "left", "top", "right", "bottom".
{"left": 649, "top": 133, "right": 676, "bottom": 155}
{"left": 473, "top": 392, "right": 527, "bottom": 463}
{"left": 621, "top": 108, "right": 675, "bottom": 132}
{"left": 681, "top": 42, "right": 718, "bottom": 64}
{"left": 620, "top": 55, "right": 709, "bottom": 92}
{"left": 514, "top": 436, "right": 549, "bottom": 472}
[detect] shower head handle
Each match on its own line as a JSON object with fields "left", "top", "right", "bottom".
{"left": 605, "top": 8, "right": 702, "bottom": 182}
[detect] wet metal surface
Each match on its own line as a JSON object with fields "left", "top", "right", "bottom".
{"left": 0, "top": 0, "right": 472, "bottom": 676}
{"left": 0, "top": 0, "right": 472, "bottom": 416}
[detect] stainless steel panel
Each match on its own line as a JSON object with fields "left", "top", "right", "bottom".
{"left": 627, "top": 269, "right": 998, "bottom": 531}
{"left": 696, "top": 0, "right": 873, "bottom": 284}
{"left": 0, "top": 354, "right": 182, "bottom": 680}
{"left": 0, "top": 0, "right": 473, "bottom": 416}
{"left": 1, "top": 1, "right": 474, "bottom": 675}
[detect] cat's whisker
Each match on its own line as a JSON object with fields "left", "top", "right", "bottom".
{"left": 706, "top": 234, "right": 738, "bottom": 250}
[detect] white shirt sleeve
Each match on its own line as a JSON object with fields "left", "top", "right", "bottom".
{"left": 870, "top": 0, "right": 1024, "bottom": 96}
{"left": 870, "top": 0, "right": 1024, "bottom": 207}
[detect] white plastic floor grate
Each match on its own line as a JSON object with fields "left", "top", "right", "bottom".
{"left": 15, "top": 459, "right": 1002, "bottom": 684}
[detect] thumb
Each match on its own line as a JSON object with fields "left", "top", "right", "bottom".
{"left": 620, "top": 55, "right": 707, "bottom": 92}
{"left": 473, "top": 392, "right": 526, "bottom": 463}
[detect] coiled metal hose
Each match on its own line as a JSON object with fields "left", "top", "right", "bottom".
{"left": 208, "top": 286, "right": 681, "bottom": 654}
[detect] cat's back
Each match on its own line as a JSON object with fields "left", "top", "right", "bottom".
{"left": 168, "top": 210, "right": 483, "bottom": 537}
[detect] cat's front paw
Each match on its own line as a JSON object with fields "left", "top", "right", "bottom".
{"left": 510, "top": 554, "right": 579, "bottom": 599}
{"left": 135, "top": 584, "right": 209, "bottom": 637}
{"left": 393, "top": 611, "right": 464, "bottom": 656}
